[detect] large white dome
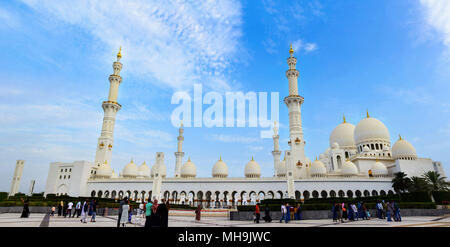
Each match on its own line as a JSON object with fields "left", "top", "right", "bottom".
{"left": 330, "top": 119, "right": 356, "bottom": 148}
{"left": 138, "top": 161, "right": 150, "bottom": 178}
{"left": 96, "top": 161, "right": 112, "bottom": 178}
{"left": 122, "top": 159, "right": 138, "bottom": 178}
{"left": 181, "top": 158, "right": 197, "bottom": 178}
{"left": 310, "top": 159, "right": 327, "bottom": 176}
{"left": 392, "top": 136, "right": 417, "bottom": 160}
{"left": 212, "top": 157, "right": 228, "bottom": 178}
{"left": 371, "top": 161, "right": 388, "bottom": 176}
{"left": 341, "top": 160, "right": 358, "bottom": 176}
{"left": 245, "top": 157, "right": 261, "bottom": 178}
{"left": 354, "top": 114, "right": 390, "bottom": 145}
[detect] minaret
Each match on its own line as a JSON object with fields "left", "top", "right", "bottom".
{"left": 174, "top": 121, "right": 185, "bottom": 178}
{"left": 94, "top": 48, "right": 123, "bottom": 167}
{"left": 272, "top": 121, "right": 281, "bottom": 177}
{"left": 9, "top": 160, "right": 25, "bottom": 196}
{"left": 284, "top": 44, "right": 307, "bottom": 177}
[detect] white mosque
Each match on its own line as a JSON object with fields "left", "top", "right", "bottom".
{"left": 39, "top": 46, "right": 446, "bottom": 208}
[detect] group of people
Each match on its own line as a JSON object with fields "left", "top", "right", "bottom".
{"left": 253, "top": 203, "right": 303, "bottom": 224}
{"left": 279, "top": 203, "right": 302, "bottom": 223}
{"left": 332, "top": 202, "right": 370, "bottom": 223}
{"left": 50, "top": 199, "right": 97, "bottom": 223}
{"left": 332, "top": 201, "right": 401, "bottom": 223}
{"left": 117, "top": 197, "right": 169, "bottom": 227}
{"left": 376, "top": 200, "right": 402, "bottom": 222}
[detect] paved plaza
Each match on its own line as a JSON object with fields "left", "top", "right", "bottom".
{"left": 0, "top": 213, "right": 448, "bottom": 227}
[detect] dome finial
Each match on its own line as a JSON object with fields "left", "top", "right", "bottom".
{"left": 117, "top": 46, "right": 122, "bottom": 60}
{"left": 343, "top": 114, "right": 346, "bottom": 123}
{"left": 251, "top": 156, "right": 254, "bottom": 161}
{"left": 398, "top": 134, "right": 402, "bottom": 140}
{"left": 315, "top": 156, "right": 318, "bottom": 161}
{"left": 104, "top": 160, "right": 108, "bottom": 164}
{"left": 180, "top": 120, "right": 183, "bottom": 128}
{"left": 131, "top": 158, "right": 133, "bottom": 163}
{"left": 219, "top": 155, "right": 222, "bottom": 161}
{"left": 188, "top": 157, "right": 191, "bottom": 162}
{"left": 366, "top": 109, "right": 370, "bottom": 118}
{"left": 289, "top": 44, "right": 294, "bottom": 55}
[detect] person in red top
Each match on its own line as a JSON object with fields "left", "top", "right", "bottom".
{"left": 254, "top": 203, "right": 261, "bottom": 223}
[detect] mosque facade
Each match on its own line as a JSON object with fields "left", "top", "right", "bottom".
{"left": 42, "top": 47, "right": 446, "bottom": 207}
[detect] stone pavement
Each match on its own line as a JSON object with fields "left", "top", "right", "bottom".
{"left": 0, "top": 213, "right": 448, "bottom": 227}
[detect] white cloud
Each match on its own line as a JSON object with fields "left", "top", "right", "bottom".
{"left": 20, "top": 0, "right": 243, "bottom": 91}
{"left": 420, "top": 0, "right": 450, "bottom": 52}
{"left": 292, "top": 39, "right": 318, "bottom": 53}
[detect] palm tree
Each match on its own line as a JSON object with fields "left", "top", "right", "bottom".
{"left": 408, "top": 176, "right": 429, "bottom": 192}
{"left": 391, "top": 172, "right": 411, "bottom": 193}
{"left": 423, "top": 171, "right": 450, "bottom": 191}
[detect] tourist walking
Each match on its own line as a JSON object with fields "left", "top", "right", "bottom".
{"left": 117, "top": 197, "right": 127, "bottom": 227}
{"left": 285, "top": 203, "right": 291, "bottom": 223}
{"left": 62, "top": 201, "right": 68, "bottom": 217}
{"left": 119, "top": 198, "right": 129, "bottom": 227}
{"left": 51, "top": 206, "right": 55, "bottom": 216}
{"left": 342, "top": 203, "right": 347, "bottom": 221}
{"left": 362, "top": 203, "right": 369, "bottom": 220}
{"left": 74, "top": 201, "right": 81, "bottom": 217}
{"left": 80, "top": 199, "right": 89, "bottom": 223}
{"left": 150, "top": 199, "right": 160, "bottom": 227}
{"left": 20, "top": 198, "right": 30, "bottom": 218}
{"left": 263, "top": 204, "right": 272, "bottom": 222}
{"left": 386, "top": 201, "right": 394, "bottom": 222}
{"left": 144, "top": 200, "right": 153, "bottom": 228}
{"left": 393, "top": 201, "right": 401, "bottom": 222}
{"left": 57, "top": 201, "right": 63, "bottom": 216}
{"left": 66, "top": 201, "right": 73, "bottom": 218}
{"left": 254, "top": 203, "right": 260, "bottom": 223}
{"left": 195, "top": 204, "right": 202, "bottom": 222}
{"left": 332, "top": 203, "right": 337, "bottom": 222}
{"left": 90, "top": 199, "right": 97, "bottom": 222}
{"left": 139, "top": 202, "right": 144, "bottom": 218}
{"left": 351, "top": 203, "right": 358, "bottom": 221}
{"left": 279, "top": 203, "right": 287, "bottom": 223}
{"left": 157, "top": 198, "right": 169, "bottom": 227}
{"left": 296, "top": 203, "right": 302, "bottom": 220}
{"left": 348, "top": 203, "right": 354, "bottom": 221}
{"left": 335, "top": 203, "right": 343, "bottom": 223}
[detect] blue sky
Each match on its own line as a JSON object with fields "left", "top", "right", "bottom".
{"left": 1, "top": 0, "right": 450, "bottom": 193}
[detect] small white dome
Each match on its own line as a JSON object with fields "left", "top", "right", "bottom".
{"left": 331, "top": 142, "right": 340, "bottom": 149}
{"left": 330, "top": 119, "right": 356, "bottom": 148}
{"left": 96, "top": 161, "right": 112, "bottom": 178}
{"left": 138, "top": 161, "right": 150, "bottom": 178}
{"left": 392, "top": 136, "right": 417, "bottom": 160}
{"left": 310, "top": 159, "right": 327, "bottom": 176}
{"left": 277, "top": 158, "right": 286, "bottom": 177}
{"left": 181, "top": 158, "right": 197, "bottom": 178}
{"left": 371, "top": 161, "right": 388, "bottom": 176}
{"left": 122, "top": 160, "right": 139, "bottom": 178}
{"left": 363, "top": 146, "right": 370, "bottom": 152}
{"left": 245, "top": 157, "right": 261, "bottom": 178}
{"left": 354, "top": 113, "right": 390, "bottom": 145}
{"left": 341, "top": 160, "right": 358, "bottom": 176}
{"left": 212, "top": 157, "right": 228, "bottom": 178}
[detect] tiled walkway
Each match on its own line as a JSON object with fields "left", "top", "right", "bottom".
{"left": 0, "top": 213, "right": 448, "bottom": 227}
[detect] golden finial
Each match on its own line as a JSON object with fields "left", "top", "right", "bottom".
{"left": 366, "top": 109, "right": 370, "bottom": 118}
{"left": 117, "top": 46, "right": 122, "bottom": 59}
{"left": 180, "top": 120, "right": 183, "bottom": 128}
{"left": 289, "top": 44, "right": 294, "bottom": 54}
{"left": 343, "top": 114, "right": 346, "bottom": 123}
{"left": 399, "top": 134, "right": 402, "bottom": 140}
{"left": 104, "top": 160, "right": 108, "bottom": 164}
{"left": 219, "top": 156, "right": 222, "bottom": 161}
{"left": 188, "top": 157, "right": 191, "bottom": 162}
{"left": 274, "top": 121, "right": 277, "bottom": 127}
{"left": 251, "top": 156, "right": 254, "bottom": 161}
{"left": 315, "top": 156, "right": 318, "bottom": 161}
{"left": 130, "top": 158, "right": 133, "bottom": 163}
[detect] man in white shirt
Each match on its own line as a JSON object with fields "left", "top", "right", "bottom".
{"left": 279, "top": 204, "right": 287, "bottom": 223}
{"left": 74, "top": 201, "right": 81, "bottom": 218}
{"left": 66, "top": 201, "right": 74, "bottom": 218}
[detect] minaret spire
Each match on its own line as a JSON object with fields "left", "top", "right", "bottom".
{"left": 94, "top": 49, "right": 123, "bottom": 167}
{"left": 272, "top": 121, "right": 282, "bottom": 177}
{"left": 174, "top": 121, "right": 185, "bottom": 178}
